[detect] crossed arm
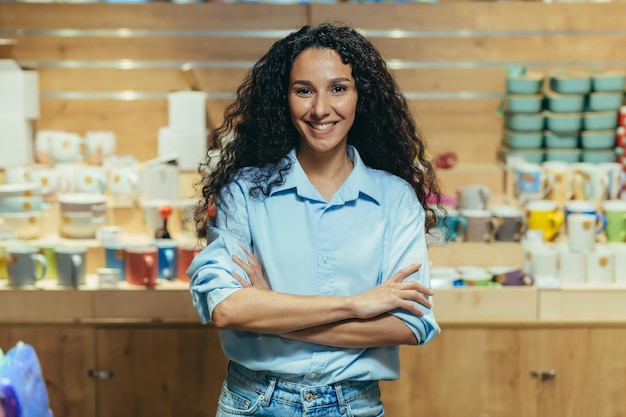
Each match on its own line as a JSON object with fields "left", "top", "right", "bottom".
{"left": 209, "top": 249, "right": 434, "bottom": 349}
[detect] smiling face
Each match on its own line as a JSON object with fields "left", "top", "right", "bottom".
{"left": 288, "top": 47, "right": 358, "bottom": 157}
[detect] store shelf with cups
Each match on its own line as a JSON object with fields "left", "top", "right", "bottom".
{"left": 501, "top": 69, "right": 624, "bottom": 166}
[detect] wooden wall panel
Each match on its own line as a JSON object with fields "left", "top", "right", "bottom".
{"left": 10, "top": 36, "right": 278, "bottom": 61}
{"left": 310, "top": 3, "right": 626, "bottom": 31}
{"left": 0, "top": 3, "right": 308, "bottom": 30}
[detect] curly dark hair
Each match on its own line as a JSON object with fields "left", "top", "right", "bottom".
{"left": 193, "top": 21, "right": 442, "bottom": 241}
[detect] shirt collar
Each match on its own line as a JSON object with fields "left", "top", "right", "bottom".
{"left": 270, "top": 145, "right": 382, "bottom": 205}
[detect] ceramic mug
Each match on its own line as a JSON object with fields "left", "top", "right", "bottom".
{"left": 6, "top": 245, "right": 47, "bottom": 287}
{"left": 460, "top": 209, "right": 500, "bottom": 242}
{"left": 491, "top": 205, "right": 526, "bottom": 242}
{"left": 602, "top": 200, "right": 626, "bottom": 242}
{"left": 177, "top": 244, "right": 202, "bottom": 282}
{"left": 541, "top": 161, "right": 572, "bottom": 205}
{"left": 567, "top": 213, "right": 599, "bottom": 252}
{"left": 125, "top": 246, "right": 158, "bottom": 287}
{"left": 151, "top": 239, "right": 178, "bottom": 280}
{"left": 55, "top": 246, "right": 87, "bottom": 288}
{"left": 515, "top": 162, "right": 552, "bottom": 204}
{"left": 525, "top": 200, "right": 564, "bottom": 242}
{"left": 104, "top": 242, "right": 127, "bottom": 280}
{"left": 456, "top": 185, "right": 490, "bottom": 210}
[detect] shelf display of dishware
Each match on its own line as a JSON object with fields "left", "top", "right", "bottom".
{"left": 501, "top": 68, "right": 625, "bottom": 165}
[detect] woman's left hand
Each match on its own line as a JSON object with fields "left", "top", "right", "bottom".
{"left": 231, "top": 248, "right": 270, "bottom": 290}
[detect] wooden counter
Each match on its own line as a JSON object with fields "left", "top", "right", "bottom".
{"left": 2, "top": 276, "right": 626, "bottom": 324}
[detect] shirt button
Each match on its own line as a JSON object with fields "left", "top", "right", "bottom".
{"left": 322, "top": 257, "right": 328, "bottom": 265}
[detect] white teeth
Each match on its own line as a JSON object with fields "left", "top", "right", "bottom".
{"left": 312, "top": 123, "right": 335, "bottom": 131}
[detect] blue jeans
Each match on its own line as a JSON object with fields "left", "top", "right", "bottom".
{"left": 216, "top": 361, "right": 385, "bottom": 417}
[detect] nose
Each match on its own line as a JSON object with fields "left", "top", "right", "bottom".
{"left": 311, "top": 93, "right": 330, "bottom": 118}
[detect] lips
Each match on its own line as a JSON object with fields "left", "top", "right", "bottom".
{"left": 309, "top": 122, "right": 337, "bottom": 131}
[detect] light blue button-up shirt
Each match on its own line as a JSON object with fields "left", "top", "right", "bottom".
{"left": 188, "top": 145, "right": 440, "bottom": 384}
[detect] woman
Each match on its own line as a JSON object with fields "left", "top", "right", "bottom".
{"left": 188, "top": 22, "right": 442, "bottom": 417}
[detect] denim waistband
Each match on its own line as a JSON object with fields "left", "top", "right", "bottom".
{"left": 227, "top": 361, "right": 379, "bottom": 409}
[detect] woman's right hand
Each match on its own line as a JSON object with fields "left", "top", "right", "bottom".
{"left": 351, "top": 263, "right": 433, "bottom": 319}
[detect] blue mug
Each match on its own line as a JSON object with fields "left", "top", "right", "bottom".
{"left": 104, "top": 242, "right": 127, "bottom": 280}
{"left": 437, "top": 208, "right": 468, "bottom": 242}
{"left": 564, "top": 200, "right": 606, "bottom": 235}
{"left": 151, "top": 239, "right": 178, "bottom": 280}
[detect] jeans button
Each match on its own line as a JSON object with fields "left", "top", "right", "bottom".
{"left": 305, "top": 393, "right": 314, "bottom": 402}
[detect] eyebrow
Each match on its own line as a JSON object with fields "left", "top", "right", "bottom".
{"left": 291, "top": 77, "right": 353, "bottom": 86}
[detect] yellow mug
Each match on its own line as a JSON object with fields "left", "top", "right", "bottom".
{"left": 526, "top": 200, "right": 564, "bottom": 242}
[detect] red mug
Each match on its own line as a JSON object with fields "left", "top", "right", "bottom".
{"left": 177, "top": 245, "right": 202, "bottom": 282}
{"left": 124, "top": 246, "right": 158, "bottom": 287}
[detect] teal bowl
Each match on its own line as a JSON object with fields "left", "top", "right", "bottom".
{"left": 544, "top": 149, "right": 581, "bottom": 163}
{"left": 587, "top": 92, "right": 623, "bottom": 112}
{"left": 506, "top": 94, "right": 544, "bottom": 113}
{"left": 506, "top": 73, "right": 544, "bottom": 95}
{"left": 543, "top": 130, "right": 579, "bottom": 149}
{"left": 503, "top": 129, "right": 543, "bottom": 148}
{"left": 545, "top": 92, "right": 585, "bottom": 113}
{"left": 591, "top": 71, "right": 626, "bottom": 92}
{"left": 545, "top": 111, "right": 582, "bottom": 133}
{"left": 504, "top": 112, "right": 545, "bottom": 131}
{"left": 583, "top": 111, "right": 618, "bottom": 130}
{"left": 581, "top": 150, "right": 617, "bottom": 163}
{"left": 550, "top": 73, "right": 591, "bottom": 95}
{"left": 580, "top": 130, "right": 616, "bottom": 149}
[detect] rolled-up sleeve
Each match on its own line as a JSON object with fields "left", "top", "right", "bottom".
{"left": 187, "top": 181, "right": 251, "bottom": 324}
{"left": 384, "top": 183, "right": 441, "bottom": 345}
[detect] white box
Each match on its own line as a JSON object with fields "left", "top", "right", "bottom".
{"left": 167, "top": 91, "right": 207, "bottom": 132}
{"left": 0, "top": 60, "right": 39, "bottom": 119}
{"left": 158, "top": 126, "right": 207, "bottom": 171}
{"left": 0, "top": 116, "right": 34, "bottom": 168}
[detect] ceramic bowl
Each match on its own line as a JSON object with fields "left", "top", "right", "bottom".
{"left": 587, "top": 92, "right": 623, "bottom": 112}
{"left": 580, "top": 130, "right": 617, "bottom": 149}
{"left": 544, "top": 149, "right": 581, "bottom": 163}
{"left": 0, "top": 196, "right": 45, "bottom": 213}
{"left": 503, "top": 129, "right": 543, "bottom": 149}
{"left": 504, "top": 112, "right": 545, "bottom": 131}
{"left": 57, "top": 193, "right": 107, "bottom": 216}
{"left": 0, "top": 211, "right": 43, "bottom": 240}
{"left": 583, "top": 111, "right": 618, "bottom": 131}
{"left": 0, "top": 183, "right": 41, "bottom": 199}
{"left": 506, "top": 73, "right": 544, "bottom": 95}
{"left": 549, "top": 72, "right": 591, "bottom": 95}
{"left": 543, "top": 130, "right": 579, "bottom": 149}
{"left": 591, "top": 71, "right": 626, "bottom": 92}
{"left": 545, "top": 111, "right": 582, "bottom": 133}
{"left": 59, "top": 211, "right": 107, "bottom": 239}
{"left": 545, "top": 92, "right": 585, "bottom": 113}
{"left": 506, "top": 94, "right": 544, "bottom": 113}
{"left": 581, "top": 150, "right": 617, "bottom": 163}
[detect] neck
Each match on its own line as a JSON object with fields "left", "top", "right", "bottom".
{"left": 297, "top": 146, "right": 354, "bottom": 201}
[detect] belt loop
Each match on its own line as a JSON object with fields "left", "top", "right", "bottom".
{"left": 334, "top": 383, "right": 347, "bottom": 414}
{"left": 261, "top": 377, "right": 277, "bottom": 407}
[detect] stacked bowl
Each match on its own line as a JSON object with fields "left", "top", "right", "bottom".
{"left": 0, "top": 183, "right": 44, "bottom": 239}
{"left": 502, "top": 71, "right": 546, "bottom": 163}
{"left": 545, "top": 70, "right": 622, "bottom": 163}
{"left": 57, "top": 193, "right": 107, "bottom": 239}
{"left": 502, "top": 69, "right": 624, "bottom": 164}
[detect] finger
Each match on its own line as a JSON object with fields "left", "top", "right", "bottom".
{"left": 400, "top": 281, "right": 434, "bottom": 296}
{"left": 231, "top": 271, "right": 250, "bottom": 287}
{"left": 398, "top": 289, "right": 432, "bottom": 309}
{"left": 232, "top": 254, "right": 252, "bottom": 272}
{"left": 390, "top": 263, "right": 422, "bottom": 283}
